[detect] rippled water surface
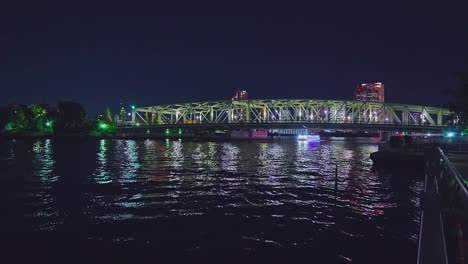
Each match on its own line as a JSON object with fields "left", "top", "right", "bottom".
{"left": 0, "top": 138, "right": 422, "bottom": 263}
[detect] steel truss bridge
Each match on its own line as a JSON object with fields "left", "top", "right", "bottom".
{"left": 132, "top": 99, "right": 452, "bottom": 131}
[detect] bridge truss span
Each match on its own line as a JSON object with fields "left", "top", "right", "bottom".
{"left": 134, "top": 99, "right": 452, "bottom": 128}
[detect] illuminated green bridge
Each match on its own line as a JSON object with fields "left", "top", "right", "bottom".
{"left": 130, "top": 99, "right": 453, "bottom": 132}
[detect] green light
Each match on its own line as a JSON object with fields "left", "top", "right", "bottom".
{"left": 402, "top": 131, "right": 407, "bottom": 136}
{"left": 136, "top": 122, "right": 141, "bottom": 126}
{"left": 131, "top": 105, "right": 135, "bottom": 110}
{"left": 45, "top": 121, "right": 53, "bottom": 127}
{"left": 4, "top": 122, "right": 13, "bottom": 131}
{"left": 165, "top": 128, "right": 170, "bottom": 135}
{"left": 178, "top": 128, "right": 182, "bottom": 134}
{"left": 146, "top": 129, "right": 150, "bottom": 134}
{"left": 99, "top": 122, "right": 109, "bottom": 130}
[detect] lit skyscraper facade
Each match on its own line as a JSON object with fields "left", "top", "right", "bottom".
{"left": 354, "top": 83, "right": 385, "bottom": 102}
{"left": 232, "top": 90, "right": 249, "bottom": 100}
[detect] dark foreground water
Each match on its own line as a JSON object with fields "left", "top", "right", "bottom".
{"left": 0, "top": 138, "right": 422, "bottom": 263}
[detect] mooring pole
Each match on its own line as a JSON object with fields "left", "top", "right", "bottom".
{"left": 335, "top": 164, "right": 338, "bottom": 192}
{"left": 333, "top": 164, "right": 339, "bottom": 234}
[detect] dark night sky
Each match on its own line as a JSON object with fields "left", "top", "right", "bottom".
{"left": 1, "top": 1, "right": 467, "bottom": 115}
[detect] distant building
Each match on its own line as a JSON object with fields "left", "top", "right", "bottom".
{"left": 354, "top": 82, "right": 385, "bottom": 102}
{"left": 232, "top": 90, "right": 249, "bottom": 100}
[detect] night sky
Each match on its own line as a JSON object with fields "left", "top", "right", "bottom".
{"left": 1, "top": 1, "right": 467, "bottom": 115}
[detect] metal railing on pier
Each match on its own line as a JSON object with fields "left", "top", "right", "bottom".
{"left": 379, "top": 141, "right": 468, "bottom": 154}
{"left": 418, "top": 147, "right": 468, "bottom": 264}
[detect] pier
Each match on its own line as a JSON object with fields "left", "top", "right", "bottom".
{"left": 371, "top": 137, "right": 468, "bottom": 264}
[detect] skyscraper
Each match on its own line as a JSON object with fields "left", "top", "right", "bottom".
{"left": 232, "top": 90, "right": 249, "bottom": 100}
{"left": 354, "top": 83, "right": 385, "bottom": 102}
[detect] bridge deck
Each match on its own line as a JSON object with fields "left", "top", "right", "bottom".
{"left": 123, "top": 122, "right": 450, "bottom": 132}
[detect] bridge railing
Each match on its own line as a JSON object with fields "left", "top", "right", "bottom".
{"left": 127, "top": 120, "right": 452, "bottom": 128}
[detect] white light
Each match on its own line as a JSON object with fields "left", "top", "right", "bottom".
{"left": 298, "top": 135, "right": 320, "bottom": 142}
{"left": 385, "top": 117, "right": 389, "bottom": 121}
{"left": 324, "top": 110, "right": 328, "bottom": 114}
{"left": 127, "top": 113, "right": 131, "bottom": 116}
{"left": 347, "top": 116, "right": 351, "bottom": 120}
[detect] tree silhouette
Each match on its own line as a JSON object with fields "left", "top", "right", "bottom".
{"left": 55, "top": 101, "right": 86, "bottom": 132}
{"left": 144, "top": 112, "right": 150, "bottom": 124}
{"left": 449, "top": 59, "right": 468, "bottom": 127}
{"left": 30, "top": 104, "right": 47, "bottom": 131}
{"left": 120, "top": 107, "right": 126, "bottom": 125}
{"left": 105, "top": 107, "right": 113, "bottom": 124}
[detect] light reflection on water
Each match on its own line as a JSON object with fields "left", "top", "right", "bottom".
{"left": 0, "top": 138, "right": 422, "bottom": 263}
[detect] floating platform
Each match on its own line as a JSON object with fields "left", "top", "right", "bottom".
{"left": 370, "top": 150, "right": 425, "bottom": 170}
{"left": 227, "top": 130, "right": 268, "bottom": 140}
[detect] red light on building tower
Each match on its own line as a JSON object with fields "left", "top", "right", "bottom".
{"left": 354, "top": 82, "right": 385, "bottom": 102}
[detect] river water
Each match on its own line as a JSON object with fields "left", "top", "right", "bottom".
{"left": 0, "top": 138, "right": 422, "bottom": 263}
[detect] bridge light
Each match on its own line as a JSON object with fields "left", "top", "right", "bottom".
{"left": 165, "top": 128, "right": 170, "bottom": 135}
{"left": 178, "top": 128, "right": 182, "bottom": 134}
{"left": 146, "top": 129, "right": 150, "bottom": 134}
{"left": 385, "top": 117, "right": 389, "bottom": 121}
{"left": 127, "top": 113, "right": 131, "bottom": 116}
{"left": 131, "top": 105, "right": 135, "bottom": 110}
{"left": 447, "top": 132, "right": 455, "bottom": 138}
{"left": 347, "top": 116, "right": 351, "bottom": 120}
{"left": 136, "top": 122, "right": 141, "bottom": 126}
